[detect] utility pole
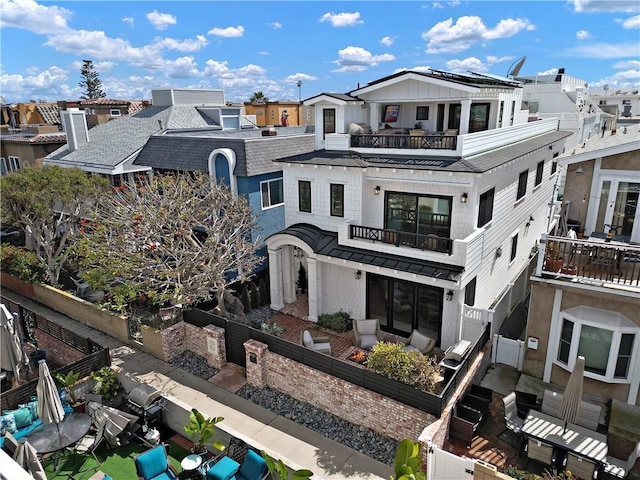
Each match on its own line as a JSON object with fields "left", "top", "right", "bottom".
{"left": 297, "top": 81, "right": 302, "bottom": 126}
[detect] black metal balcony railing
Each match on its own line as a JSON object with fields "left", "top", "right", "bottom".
{"left": 350, "top": 225, "right": 453, "bottom": 254}
{"left": 542, "top": 236, "right": 640, "bottom": 287}
{"left": 350, "top": 133, "right": 458, "bottom": 150}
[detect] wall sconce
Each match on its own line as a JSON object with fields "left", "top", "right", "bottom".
{"left": 293, "top": 246, "right": 304, "bottom": 258}
{"left": 373, "top": 185, "right": 381, "bottom": 195}
{"left": 495, "top": 247, "right": 503, "bottom": 258}
{"left": 575, "top": 166, "right": 584, "bottom": 174}
{"left": 354, "top": 270, "right": 362, "bottom": 280}
{"left": 460, "top": 192, "right": 468, "bottom": 204}
{"left": 526, "top": 214, "right": 534, "bottom": 228}
{"left": 446, "top": 290, "right": 454, "bottom": 302}
{"left": 548, "top": 145, "right": 553, "bottom": 150}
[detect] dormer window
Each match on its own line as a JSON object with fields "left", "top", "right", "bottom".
{"left": 110, "top": 110, "right": 121, "bottom": 117}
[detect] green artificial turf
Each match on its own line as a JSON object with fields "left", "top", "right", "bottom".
{"left": 43, "top": 439, "right": 189, "bottom": 480}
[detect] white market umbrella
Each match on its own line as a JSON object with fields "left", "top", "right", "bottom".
{"left": 36, "top": 360, "right": 65, "bottom": 429}
{"left": 559, "top": 355, "right": 585, "bottom": 425}
{"left": 87, "top": 401, "right": 138, "bottom": 447}
{"left": 0, "top": 303, "right": 28, "bottom": 381}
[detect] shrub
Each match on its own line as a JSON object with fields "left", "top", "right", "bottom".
{"left": 318, "top": 311, "right": 351, "bottom": 333}
{"left": 0, "top": 244, "right": 46, "bottom": 283}
{"left": 366, "top": 342, "right": 441, "bottom": 393}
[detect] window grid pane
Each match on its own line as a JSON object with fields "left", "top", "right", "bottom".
{"left": 578, "top": 324, "right": 612, "bottom": 376}
{"left": 517, "top": 170, "right": 528, "bottom": 200}
{"left": 558, "top": 319, "right": 573, "bottom": 364}
{"left": 477, "top": 188, "right": 495, "bottom": 227}
{"left": 299, "top": 181, "right": 311, "bottom": 213}
{"left": 615, "top": 333, "right": 635, "bottom": 378}
{"left": 330, "top": 184, "right": 344, "bottom": 217}
{"left": 535, "top": 161, "right": 544, "bottom": 186}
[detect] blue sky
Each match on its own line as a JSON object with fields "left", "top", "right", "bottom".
{"left": 1, "top": 0, "right": 638, "bottom": 103}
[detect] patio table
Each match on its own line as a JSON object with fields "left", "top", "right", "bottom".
{"left": 26, "top": 412, "right": 92, "bottom": 470}
{"left": 522, "top": 409, "right": 607, "bottom": 463}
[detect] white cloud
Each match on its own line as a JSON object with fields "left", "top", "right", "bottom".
{"left": 152, "top": 35, "right": 208, "bottom": 53}
{"left": 613, "top": 59, "right": 640, "bottom": 69}
{"left": 284, "top": 73, "right": 317, "bottom": 83}
{"left": 422, "top": 16, "right": 535, "bottom": 53}
{"left": 538, "top": 68, "right": 559, "bottom": 75}
{"left": 446, "top": 57, "right": 486, "bottom": 72}
{"left": 146, "top": 10, "right": 176, "bottom": 31}
{"left": 486, "top": 55, "right": 513, "bottom": 64}
{"left": 0, "top": 65, "right": 70, "bottom": 101}
{"left": 567, "top": 42, "right": 640, "bottom": 58}
{"left": 122, "top": 16, "right": 134, "bottom": 27}
{"left": 576, "top": 30, "right": 591, "bottom": 39}
{"left": 621, "top": 15, "right": 640, "bottom": 28}
{"left": 569, "top": 0, "right": 639, "bottom": 13}
{"left": 163, "top": 56, "right": 200, "bottom": 79}
{"left": 589, "top": 69, "right": 640, "bottom": 89}
{"left": 268, "top": 22, "right": 282, "bottom": 29}
{"left": 380, "top": 36, "right": 394, "bottom": 46}
{"left": 331, "top": 46, "right": 395, "bottom": 73}
{"left": 208, "top": 25, "right": 245, "bottom": 38}
{"left": 0, "top": 0, "right": 71, "bottom": 35}
{"left": 319, "top": 12, "right": 363, "bottom": 27}
{"left": 258, "top": 51, "right": 270, "bottom": 56}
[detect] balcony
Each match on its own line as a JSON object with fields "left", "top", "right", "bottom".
{"left": 537, "top": 235, "right": 640, "bottom": 289}
{"left": 350, "top": 132, "right": 457, "bottom": 151}
{"left": 350, "top": 225, "right": 453, "bottom": 254}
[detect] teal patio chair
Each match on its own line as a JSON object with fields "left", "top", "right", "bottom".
{"left": 134, "top": 443, "right": 179, "bottom": 480}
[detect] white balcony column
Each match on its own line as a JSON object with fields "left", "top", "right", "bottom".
{"left": 459, "top": 98, "right": 471, "bottom": 135}
{"left": 307, "top": 257, "right": 319, "bottom": 322}
{"left": 268, "top": 247, "right": 284, "bottom": 310}
{"left": 369, "top": 102, "right": 380, "bottom": 131}
{"left": 283, "top": 247, "right": 296, "bottom": 304}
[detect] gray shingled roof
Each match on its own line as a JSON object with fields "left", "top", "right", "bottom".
{"left": 46, "top": 105, "right": 219, "bottom": 168}
{"left": 275, "top": 223, "right": 463, "bottom": 282}
{"left": 276, "top": 130, "right": 571, "bottom": 173}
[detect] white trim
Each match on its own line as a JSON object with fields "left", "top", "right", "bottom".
{"left": 260, "top": 178, "right": 284, "bottom": 210}
{"left": 543, "top": 288, "right": 563, "bottom": 382}
{"left": 207, "top": 148, "right": 237, "bottom": 196}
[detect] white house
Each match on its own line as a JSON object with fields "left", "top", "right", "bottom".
{"left": 265, "top": 70, "right": 571, "bottom": 350}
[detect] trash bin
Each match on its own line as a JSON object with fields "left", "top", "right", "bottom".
{"left": 29, "top": 349, "right": 47, "bottom": 368}
{"left": 567, "top": 219, "right": 581, "bottom": 234}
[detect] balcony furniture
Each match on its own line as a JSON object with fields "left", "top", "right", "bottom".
{"left": 3, "top": 431, "right": 19, "bottom": 457}
{"left": 201, "top": 437, "right": 268, "bottom": 480}
{"left": 500, "top": 392, "right": 525, "bottom": 450}
{"left": 133, "top": 443, "right": 178, "bottom": 480}
{"left": 566, "top": 452, "right": 598, "bottom": 480}
{"left": 515, "top": 391, "right": 540, "bottom": 419}
{"left": 403, "top": 330, "right": 435, "bottom": 354}
{"left": 301, "top": 330, "right": 331, "bottom": 355}
{"left": 522, "top": 409, "right": 608, "bottom": 463}
{"left": 352, "top": 319, "right": 384, "bottom": 350}
{"left": 526, "top": 438, "right": 556, "bottom": 468}
{"left": 541, "top": 389, "right": 563, "bottom": 417}
{"left": 602, "top": 441, "right": 640, "bottom": 479}
{"left": 439, "top": 339, "right": 472, "bottom": 372}
{"left": 66, "top": 422, "right": 104, "bottom": 477}
{"left": 449, "top": 403, "right": 482, "bottom": 447}
{"left": 181, "top": 453, "right": 203, "bottom": 480}
{"left": 71, "top": 277, "right": 91, "bottom": 298}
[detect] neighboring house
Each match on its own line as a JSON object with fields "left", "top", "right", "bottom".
{"left": 524, "top": 124, "right": 640, "bottom": 405}
{"left": 44, "top": 88, "right": 248, "bottom": 185}
{"left": 514, "top": 68, "right": 608, "bottom": 149}
{"left": 57, "top": 98, "right": 150, "bottom": 129}
{"left": 265, "top": 69, "right": 572, "bottom": 350}
{"left": 244, "top": 101, "right": 315, "bottom": 128}
{"left": 0, "top": 125, "right": 67, "bottom": 174}
{"left": 132, "top": 126, "right": 316, "bottom": 261}
{"left": 591, "top": 91, "right": 640, "bottom": 121}
{"left": 1, "top": 102, "right": 60, "bottom": 129}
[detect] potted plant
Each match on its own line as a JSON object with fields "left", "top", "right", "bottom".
{"left": 184, "top": 408, "right": 226, "bottom": 460}
{"left": 53, "top": 370, "right": 85, "bottom": 412}
{"left": 90, "top": 367, "right": 122, "bottom": 405}
{"left": 296, "top": 264, "right": 308, "bottom": 294}
{"left": 545, "top": 240, "right": 564, "bottom": 273}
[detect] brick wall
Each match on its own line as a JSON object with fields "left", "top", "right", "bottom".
{"left": 35, "top": 330, "right": 84, "bottom": 367}
{"left": 159, "top": 322, "right": 226, "bottom": 369}
{"left": 244, "top": 340, "right": 435, "bottom": 442}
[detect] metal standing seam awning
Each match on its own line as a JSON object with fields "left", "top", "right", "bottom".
{"left": 271, "top": 223, "right": 464, "bottom": 282}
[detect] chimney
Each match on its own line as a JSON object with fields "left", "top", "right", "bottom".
{"left": 60, "top": 108, "right": 89, "bottom": 152}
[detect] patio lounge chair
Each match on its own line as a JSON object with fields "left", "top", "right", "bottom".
{"left": 201, "top": 437, "right": 268, "bottom": 480}
{"left": 301, "top": 330, "right": 331, "bottom": 355}
{"left": 403, "top": 330, "right": 435, "bottom": 354}
{"left": 602, "top": 441, "right": 640, "bottom": 480}
{"left": 352, "top": 319, "right": 384, "bottom": 350}
{"left": 134, "top": 443, "right": 178, "bottom": 480}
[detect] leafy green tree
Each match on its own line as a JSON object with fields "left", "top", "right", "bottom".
{"left": 260, "top": 451, "right": 313, "bottom": 480}
{"left": 72, "top": 172, "right": 264, "bottom": 312}
{"left": 79, "top": 59, "right": 106, "bottom": 100}
{"left": 249, "top": 91, "right": 269, "bottom": 104}
{"left": 0, "top": 166, "right": 110, "bottom": 286}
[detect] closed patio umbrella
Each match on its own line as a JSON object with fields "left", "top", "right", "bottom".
{"left": 559, "top": 355, "right": 585, "bottom": 425}
{"left": 36, "top": 360, "right": 65, "bottom": 428}
{"left": 0, "top": 303, "right": 28, "bottom": 382}
{"left": 13, "top": 440, "right": 46, "bottom": 480}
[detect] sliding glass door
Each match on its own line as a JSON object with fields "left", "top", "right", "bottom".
{"left": 594, "top": 179, "right": 639, "bottom": 241}
{"left": 367, "top": 273, "right": 442, "bottom": 345}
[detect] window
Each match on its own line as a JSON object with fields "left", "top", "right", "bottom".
{"left": 8, "top": 156, "right": 20, "bottom": 172}
{"left": 551, "top": 160, "right": 558, "bottom": 176}
{"left": 556, "top": 307, "right": 638, "bottom": 382}
{"left": 260, "top": 178, "right": 284, "bottom": 209}
{"left": 535, "top": 161, "right": 544, "bottom": 187}
{"left": 448, "top": 104, "right": 461, "bottom": 129}
{"left": 330, "top": 184, "right": 344, "bottom": 217}
{"left": 416, "top": 106, "right": 429, "bottom": 121}
{"left": 385, "top": 192, "right": 452, "bottom": 238}
{"left": 110, "top": 110, "right": 121, "bottom": 117}
{"left": 0, "top": 157, "right": 6, "bottom": 176}
{"left": 510, "top": 233, "right": 518, "bottom": 262}
{"left": 622, "top": 100, "right": 631, "bottom": 105}
{"left": 599, "top": 100, "right": 607, "bottom": 106}
{"left": 464, "top": 278, "right": 476, "bottom": 306}
{"left": 510, "top": 100, "right": 516, "bottom": 126}
{"left": 469, "top": 103, "right": 490, "bottom": 133}
{"left": 517, "top": 170, "right": 528, "bottom": 201}
{"left": 477, "top": 188, "right": 495, "bottom": 227}
{"left": 498, "top": 101, "right": 504, "bottom": 128}
{"left": 323, "top": 109, "right": 335, "bottom": 139}
{"left": 298, "top": 180, "right": 311, "bottom": 213}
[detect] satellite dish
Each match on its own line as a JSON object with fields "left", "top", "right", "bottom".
{"left": 507, "top": 56, "right": 527, "bottom": 77}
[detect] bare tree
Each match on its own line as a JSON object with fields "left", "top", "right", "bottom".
{"left": 0, "top": 166, "right": 110, "bottom": 286}
{"left": 73, "top": 172, "right": 264, "bottom": 313}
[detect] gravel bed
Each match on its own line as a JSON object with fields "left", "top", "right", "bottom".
{"left": 245, "top": 305, "right": 277, "bottom": 329}
{"left": 236, "top": 384, "right": 399, "bottom": 465}
{"left": 169, "top": 350, "right": 219, "bottom": 380}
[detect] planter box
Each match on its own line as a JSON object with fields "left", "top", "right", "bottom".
{"left": 0, "top": 273, "right": 35, "bottom": 298}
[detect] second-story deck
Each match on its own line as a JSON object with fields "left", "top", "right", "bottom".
{"left": 537, "top": 234, "right": 640, "bottom": 289}
{"left": 350, "top": 132, "right": 458, "bottom": 151}
{"left": 350, "top": 225, "right": 454, "bottom": 254}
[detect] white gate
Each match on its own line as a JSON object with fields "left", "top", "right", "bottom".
{"left": 427, "top": 442, "right": 474, "bottom": 480}
{"left": 460, "top": 305, "right": 492, "bottom": 343}
{"left": 492, "top": 334, "right": 525, "bottom": 370}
